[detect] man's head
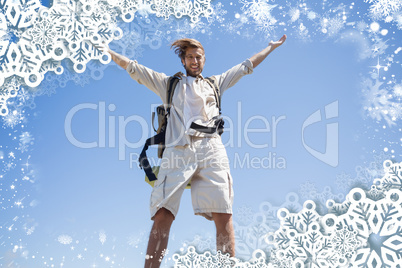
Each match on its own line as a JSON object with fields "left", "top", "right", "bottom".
{"left": 171, "top": 38, "right": 205, "bottom": 77}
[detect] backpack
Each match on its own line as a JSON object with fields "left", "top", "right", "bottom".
{"left": 139, "top": 74, "right": 223, "bottom": 184}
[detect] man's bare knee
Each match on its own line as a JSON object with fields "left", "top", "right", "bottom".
{"left": 153, "top": 208, "right": 175, "bottom": 226}
{"left": 212, "top": 213, "right": 232, "bottom": 228}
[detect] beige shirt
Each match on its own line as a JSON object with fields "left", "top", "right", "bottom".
{"left": 126, "top": 59, "right": 254, "bottom": 147}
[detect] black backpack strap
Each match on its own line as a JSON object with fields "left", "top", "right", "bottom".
{"left": 204, "top": 76, "right": 224, "bottom": 135}
{"left": 190, "top": 117, "right": 224, "bottom": 134}
{"left": 139, "top": 131, "right": 165, "bottom": 181}
{"left": 151, "top": 111, "right": 157, "bottom": 132}
{"left": 205, "top": 76, "right": 221, "bottom": 114}
{"left": 166, "top": 73, "right": 182, "bottom": 114}
{"left": 139, "top": 73, "right": 182, "bottom": 183}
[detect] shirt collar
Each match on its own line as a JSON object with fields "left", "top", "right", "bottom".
{"left": 185, "top": 74, "right": 204, "bottom": 82}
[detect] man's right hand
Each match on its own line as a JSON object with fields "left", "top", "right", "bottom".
{"left": 99, "top": 42, "right": 110, "bottom": 54}
{"left": 104, "top": 45, "right": 130, "bottom": 70}
{"left": 269, "top": 34, "right": 287, "bottom": 49}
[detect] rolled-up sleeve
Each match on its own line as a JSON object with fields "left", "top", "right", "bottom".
{"left": 215, "top": 59, "right": 254, "bottom": 95}
{"left": 126, "top": 60, "right": 169, "bottom": 101}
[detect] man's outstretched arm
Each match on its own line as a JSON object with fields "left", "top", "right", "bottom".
{"left": 100, "top": 44, "right": 169, "bottom": 99}
{"left": 108, "top": 49, "right": 130, "bottom": 70}
{"left": 100, "top": 44, "right": 130, "bottom": 69}
{"left": 249, "top": 34, "right": 287, "bottom": 68}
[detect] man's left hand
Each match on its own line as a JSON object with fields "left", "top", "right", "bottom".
{"left": 269, "top": 34, "right": 287, "bottom": 49}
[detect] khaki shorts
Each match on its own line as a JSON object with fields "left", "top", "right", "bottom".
{"left": 150, "top": 136, "right": 234, "bottom": 221}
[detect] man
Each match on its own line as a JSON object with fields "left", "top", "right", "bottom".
{"left": 105, "top": 34, "right": 286, "bottom": 267}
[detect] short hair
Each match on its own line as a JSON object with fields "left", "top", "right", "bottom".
{"left": 171, "top": 38, "right": 204, "bottom": 60}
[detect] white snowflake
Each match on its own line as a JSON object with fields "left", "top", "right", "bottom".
{"left": 240, "top": 28, "right": 256, "bottom": 40}
{"left": 307, "top": 11, "right": 317, "bottom": 20}
{"left": 267, "top": 161, "right": 402, "bottom": 267}
{"left": 240, "top": 0, "right": 277, "bottom": 31}
{"left": 295, "top": 22, "right": 310, "bottom": 41}
{"left": 365, "top": 0, "right": 402, "bottom": 19}
{"left": 355, "top": 164, "right": 381, "bottom": 187}
{"left": 268, "top": 200, "right": 345, "bottom": 267}
{"left": 18, "top": 143, "right": 29, "bottom": 153}
{"left": 255, "top": 18, "right": 276, "bottom": 35}
{"left": 26, "top": 18, "right": 57, "bottom": 49}
{"left": 395, "top": 11, "right": 402, "bottom": 29}
{"left": 173, "top": 246, "right": 268, "bottom": 267}
{"left": 127, "top": 231, "right": 146, "bottom": 248}
{"left": 58, "top": 234, "right": 73, "bottom": 245}
{"left": 72, "top": 72, "right": 91, "bottom": 87}
{"left": 19, "top": 132, "right": 33, "bottom": 145}
{"left": 1, "top": 77, "right": 22, "bottom": 116}
{"left": 224, "top": 21, "right": 241, "bottom": 34}
{"left": 370, "top": 37, "right": 389, "bottom": 58}
{"left": 154, "top": 0, "right": 177, "bottom": 20}
{"left": 330, "top": 226, "right": 361, "bottom": 258}
{"left": 99, "top": 230, "right": 106, "bottom": 245}
{"left": 208, "top": 2, "right": 227, "bottom": 24}
{"left": 367, "top": 185, "right": 385, "bottom": 200}
{"left": 320, "top": 16, "right": 345, "bottom": 36}
{"left": 113, "top": 24, "right": 142, "bottom": 59}
{"left": 236, "top": 205, "right": 254, "bottom": 225}
{"left": 184, "top": 234, "right": 214, "bottom": 252}
{"left": 288, "top": 7, "right": 301, "bottom": 23}
{"left": 15, "top": 88, "right": 35, "bottom": 109}
{"left": 268, "top": 249, "right": 293, "bottom": 267}
{"left": 159, "top": 248, "right": 169, "bottom": 262}
{"left": 234, "top": 197, "right": 302, "bottom": 260}
{"left": 335, "top": 172, "right": 353, "bottom": 192}
{"left": 299, "top": 180, "right": 317, "bottom": 199}
{"left": 361, "top": 78, "right": 400, "bottom": 126}
{"left": 153, "top": 0, "right": 212, "bottom": 23}
{"left": 328, "top": 17, "right": 345, "bottom": 36}
{"left": 356, "top": 20, "right": 369, "bottom": 32}
{"left": 393, "top": 83, "right": 402, "bottom": 97}
{"left": 185, "top": 20, "right": 211, "bottom": 36}
{"left": 2, "top": 109, "right": 24, "bottom": 128}
{"left": 314, "top": 187, "right": 344, "bottom": 211}
{"left": 22, "top": 217, "right": 38, "bottom": 236}
{"left": 0, "top": 0, "right": 43, "bottom": 95}
{"left": 388, "top": 101, "right": 402, "bottom": 120}
{"left": 3, "top": 160, "right": 16, "bottom": 172}
{"left": 33, "top": 75, "right": 58, "bottom": 97}
{"left": 375, "top": 160, "right": 402, "bottom": 191}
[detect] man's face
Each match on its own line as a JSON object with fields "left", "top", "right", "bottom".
{"left": 181, "top": 47, "right": 205, "bottom": 77}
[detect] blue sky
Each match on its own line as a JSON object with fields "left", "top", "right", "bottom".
{"left": 1, "top": 0, "right": 401, "bottom": 266}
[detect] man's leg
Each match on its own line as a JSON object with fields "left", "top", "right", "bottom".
{"left": 212, "top": 213, "right": 235, "bottom": 257}
{"left": 145, "top": 208, "right": 174, "bottom": 268}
